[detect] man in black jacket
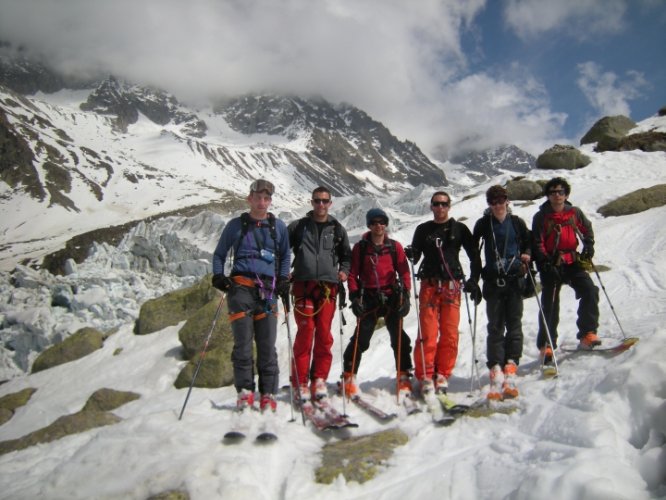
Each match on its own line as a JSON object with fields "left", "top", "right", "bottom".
{"left": 288, "top": 186, "right": 352, "bottom": 402}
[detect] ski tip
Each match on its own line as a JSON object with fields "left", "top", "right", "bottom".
{"left": 222, "top": 431, "right": 246, "bottom": 443}
{"left": 255, "top": 432, "right": 278, "bottom": 443}
{"left": 434, "top": 417, "right": 456, "bottom": 427}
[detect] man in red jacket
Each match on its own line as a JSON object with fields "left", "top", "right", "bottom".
{"left": 342, "top": 208, "right": 413, "bottom": 399}
{"left": 532, "top": 177, "right": 600, "bottom": 364}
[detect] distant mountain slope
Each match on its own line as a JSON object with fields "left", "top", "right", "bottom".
{"left": 0, "top": 56, "right": 447, "bottom": 269}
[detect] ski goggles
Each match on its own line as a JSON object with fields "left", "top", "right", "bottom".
{"left": 250, "top": 179, "right": 274, "bottom": 195}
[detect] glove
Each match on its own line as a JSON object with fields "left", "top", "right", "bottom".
{"left": 351, "top": 298, "right": 364, "bottom": 317}
{"left": 522, "top": 268, "right": 536, "bottom": 299}
{"left": 404, "top": 245, "right": 414, "bottom": 260}
{"left": 397, "top": 290, "right": 411, "bottom": 317}
{"left": 464, "top": 279, "right": 482, "bottom": 306}
{"left": 276, "top": 277, "right": 290, "bottom": 298}
{"left": 581, "top": 241, "right": 594, "bottom": 260}
{"left": 212, "top": 274, "right": 233, "bottom": 292}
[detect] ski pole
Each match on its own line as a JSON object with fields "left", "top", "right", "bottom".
{"left": 348, "top": 311, "right": 363, "bottom": 400}
{"left": 337, "top": 283, "right": 348, "bottom": 416}
{"left": 283, "top": 296, "right": 305, "bottom": 425}
{"left": 407, "top": 256, "right": 427, "bottom": 384}
{"left": 473, "top": 301, "right": 478, "bottom": 390}
{"left": 395, "top": 288, "right": 404, "bottom": 404}
{"left": 590, "top": 260, "right": 627, "bottom": 339}
{"left": 178, "top": 293, "right": 226, "bottom": 421}
{"left": 462, "top": 285, "right": 479, "bottom": 396}
{"left": 529, "top": 270, "right": 559, "bottom": 375}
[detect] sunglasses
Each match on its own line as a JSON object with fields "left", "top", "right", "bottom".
{"left": 431, "top": 201, "right": 450, "bottom": 208}
{"left": 489, "top": 197, "right": 507, "bottom": 206}
{"left": 548, "top": 189, "right": 566, "bottom": 196}
{"left": 312, "top": 198, "right": 331, "bottom": 205}
{"left": 369, "top": 220, "right": 386, "bottom": 226}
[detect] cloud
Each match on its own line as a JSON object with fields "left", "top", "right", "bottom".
{"left": 502, "top": 0, "right": 628, "bottom": 40}
{"left": 0, "top": 0, "right": 569, "bottom": 156}
{"left": 429, "top": 68, "right": 568, "bottom": 158}
{"left": 576, "top": 62, "right": 649, "bottom": 117}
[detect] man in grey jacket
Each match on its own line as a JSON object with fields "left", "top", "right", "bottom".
{"left": 289, "top": 186, "right": 352, "bottom": 402}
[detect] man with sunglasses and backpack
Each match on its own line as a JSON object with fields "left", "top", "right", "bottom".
{"left": 532, "top": 177, "right": 600, "bottom": 366}
{"left": 405, "top": 191, "right": 481, "bottom": 397}
{"left": 288, "top": 186, "right": 352, "bottom": 403}
{"left": 211, "top": 179, "right": 291, "bottom": 413}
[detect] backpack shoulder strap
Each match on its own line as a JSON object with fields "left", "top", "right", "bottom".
{"left": 357, "top": 238, "right": 400, "bottom": 287}
{"left": 233, "top": 212, "right": 252, "bottom": 256}
{"left": 233, "top": 212, "right": 280, "bottom": 277}
{"left": 357, "top": 238, "right": 369, "bottom": 283}
{"left": 387, "top": 238, "right": 401, "bottom": 286}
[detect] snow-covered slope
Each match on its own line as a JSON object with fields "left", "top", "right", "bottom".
{"left": 0, "top": 81, "right": 451, "bottom": 271}
{"left": 0, "top": 118, "right": 664, "bottom": 498}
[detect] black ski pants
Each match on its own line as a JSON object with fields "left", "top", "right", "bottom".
{"left": 483, "top": 279, "right": 524, "bottom": 368}
{"left": 537, "top": 263, "right": 599, "bottom": 349}
{"left": 343, "top": 292, "right": 413, "bottom": 375}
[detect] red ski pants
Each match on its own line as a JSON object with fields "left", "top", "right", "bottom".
{"left": 414, "top": 281, "right": 461, "bottom": 381}
{"left": 291, "top": 281, "right": 337, "bottom": 386}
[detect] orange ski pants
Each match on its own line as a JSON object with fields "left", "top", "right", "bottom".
{"left": 413, "top": 280, "right": 461, "bottom": 381}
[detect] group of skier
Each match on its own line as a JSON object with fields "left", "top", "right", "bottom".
{"left": 211, "top": 176, "right": 600, "bottom": 412}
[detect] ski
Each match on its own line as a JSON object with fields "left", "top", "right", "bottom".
{"left": 351, "top": 395, "right": 397, "bottom": 421}
{"left": 298, "top": 399, "right": 357, "bottom": 431}
{"left": 560, "top": 337, "right": 639, "bottom": 356}
{"left": 255, "top": 410, "right": 279, "bottom": 443}
{"left": 222, "top": 404, "right": 254, "bottom": 444}
{"left": 300, "top": 401, "right": 336, "bottom": 431}
{"left": 436, "top": 394, "right": 471, "bottom": 417}
{"left": 255, "top": 431, "right": 278, "bottom": 443}
{"left": 541, "top": 365, "right": 558, "bottom": 378}
{"left": 222, "top": 430, "right": 246, "bottom": 443}
{"left": 422, "top": 390, "right": 455, "bottom": 426}
{"left": 401, "top": 393, "right": 422, "bottom": 415}
{"left": 538, "top": 337, "right": 639, "bottom": 380}
{"left": 313, "top": 398, "right": 358, "bottom": 429}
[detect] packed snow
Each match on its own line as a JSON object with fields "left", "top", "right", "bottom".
{"left": 0, "top": 126, "right": 665, "bottom": 499}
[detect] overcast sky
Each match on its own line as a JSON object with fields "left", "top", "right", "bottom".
{"left": 0, "top": 0, "right": 664, "bottom": 157}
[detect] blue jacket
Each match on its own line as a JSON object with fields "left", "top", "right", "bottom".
{"left": 212, "top": 214, "right": 290, "bottom": 278}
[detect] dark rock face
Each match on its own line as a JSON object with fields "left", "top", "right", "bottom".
{"left": 80, "top": 77, "right": 207, "bottom": 136}
{"left": 217, "top": 94, "right": 447, "bottom": 189}
{"left": 451, "top": 145, "right": 536, "bottom": 178}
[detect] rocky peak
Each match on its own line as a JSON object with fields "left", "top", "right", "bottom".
{"left": 217, "top": 93, "right": 447, "bottom": 187}
{"left": 0, "top": 43, "right": 95, "bottom": 95}
{"left": 80, "top": 77, "right": 206, "bottom": 136}
{"left": 452, "top": 144, "right": 536, "bottom": 176}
